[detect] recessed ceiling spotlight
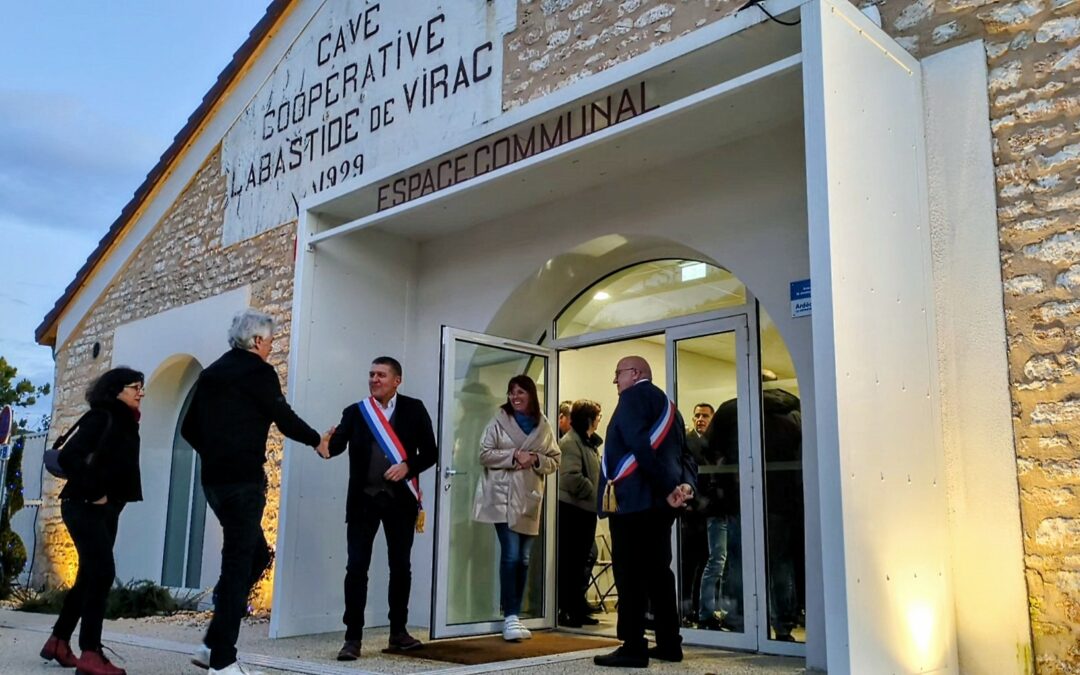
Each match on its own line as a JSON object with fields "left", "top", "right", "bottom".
{"left": 594, "top": 291, "right": 611, "bottom": 300}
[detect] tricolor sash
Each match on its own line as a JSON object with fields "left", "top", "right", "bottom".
{"left": 358, "top": 397, "right": 425, "bottom": 532}
{"left": 601, "top": 397, "right": 677, "bottom": 513}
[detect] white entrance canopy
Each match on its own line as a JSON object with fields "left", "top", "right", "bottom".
{"left": 271, "top": 1, "right": 1029, "bottom": 673}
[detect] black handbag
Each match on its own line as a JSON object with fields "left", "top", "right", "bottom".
{"left": 44, "top": 410, "right": 111, "bottom": 479}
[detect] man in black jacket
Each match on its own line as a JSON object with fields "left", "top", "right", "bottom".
{"left": 181, "top": 309, "right": 329, "bottom": 675}
{"left": 326, "top": 356, "right": 437, "bottom": 660}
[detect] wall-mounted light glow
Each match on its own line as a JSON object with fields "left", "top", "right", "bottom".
{"left": 594, "top": 291, "right": 611, "bottom": 300}
{"left": 905, "top": 601, "right": 936, "bottom": 668}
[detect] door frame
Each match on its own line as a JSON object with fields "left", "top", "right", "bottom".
{"left": 431, "top": 326, "right": 559, "bottom": 639}
{"left": 665, "top": 314, "right": 765, "bottom": 653}
{"left": 550, "top": 299, "right": 804, "bottom": 657}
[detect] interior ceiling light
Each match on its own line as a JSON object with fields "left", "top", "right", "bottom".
{"left": 593, "top": 291, "right": 611, "bottom": 300}
{"left": 680, "top": 261, "right": 707, "bottom": 282}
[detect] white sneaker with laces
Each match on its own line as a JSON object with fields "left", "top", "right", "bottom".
{"left": 502, "top": 615, "right": 524, "bottom": 641}
{"left": 192, "top": 643, "right": 211, "bottom": 669}
{"left": 208, "top": 662, "right": 266, "bottom": 675}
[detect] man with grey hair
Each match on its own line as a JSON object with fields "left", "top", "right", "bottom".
{"left": 182, "top": 308, "right": 330, "bottom": 675}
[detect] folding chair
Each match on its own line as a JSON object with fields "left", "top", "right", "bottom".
{"left": 588, "top": 532, "right": 618, "bottom": 611}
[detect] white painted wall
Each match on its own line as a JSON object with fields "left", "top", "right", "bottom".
{"left": 273, "top": 226, "right": 419, "bottom": 637}
{"left": 924, "top": 41, "right": 1033, "bottom": 674}
{"left": 110, "top": 287, "right": 251, "bottom": 588}
{"left": 803, "top": 1, "right": 957, "bottom": 672}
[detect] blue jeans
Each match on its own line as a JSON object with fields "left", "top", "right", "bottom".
{"left": 494, "top": 523, "right": 535, "bottom": 617}
{"left": 698, "top": 516, "right": 731, "bottom": 621}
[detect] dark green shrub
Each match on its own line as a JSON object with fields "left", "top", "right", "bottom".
{"left": 0, "top": 436, "right": 27, "bottom": 598}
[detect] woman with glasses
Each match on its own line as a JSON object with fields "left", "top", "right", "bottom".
{"left": 557, "top": 399, "right": 603, "bottom": 627}
{"left": 40, "top": 367, "right": 145, "bottom": 675}
{"left": 472, "top": 375, "right": 560, "bottom": 641}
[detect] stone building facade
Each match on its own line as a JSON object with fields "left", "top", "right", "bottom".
{"left": 35, "top": 0, "right": 1080, "bottom": 671}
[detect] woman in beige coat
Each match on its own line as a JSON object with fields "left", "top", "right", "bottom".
{"left": 473, "top": 375, "right": 560, "bottom": 641}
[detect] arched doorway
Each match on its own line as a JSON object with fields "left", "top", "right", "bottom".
{"left": 431, "top": 257, "right": 806, "bottom": 656}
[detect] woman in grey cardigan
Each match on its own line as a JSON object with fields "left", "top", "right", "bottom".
{"left": 557, "top": 399, "right": 603, "bottom": 626}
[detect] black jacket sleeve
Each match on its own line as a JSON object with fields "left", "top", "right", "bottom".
{"left": 405, "top": 401, "right": 437, "bottom": 479}
{"left": 58, "top": 410, "right": 110, "bottom": 501}
{"left": 328, "top": 405, "right": 355, "bottom": 458}
{"left": 180, "top": 383, "right": 204, "bottom": 451}
{"left": 250, "top": 366, "right": 321, "bottom": 447}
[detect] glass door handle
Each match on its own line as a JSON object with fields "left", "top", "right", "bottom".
{"left": 443, "top": 467, "right": 466, "bottom": 490}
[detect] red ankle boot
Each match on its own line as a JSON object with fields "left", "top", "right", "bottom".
{"left": 40, "top": 634, "right": 78, "bottom": 667}
{"left": 75, "top": 648, "right": 126, "bottom": 675}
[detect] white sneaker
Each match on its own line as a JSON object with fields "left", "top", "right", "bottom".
{"left": 208, "top": 662, "right": 266, "bottom": 675}
{"left": 502, "top": 615, "right": 524, "bottom": 641}
{"left": 516, "top": 620, "right": 533, "bottom": 640}
{"left": 192, "top": 643, "right": 210, "bottom": 669}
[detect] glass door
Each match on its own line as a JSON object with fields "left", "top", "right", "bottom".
{"left": 666, "top": 316, "right": 760, "bottom": 652}
{"left": 431, "top": 327, "right": 558, "bottom": 638}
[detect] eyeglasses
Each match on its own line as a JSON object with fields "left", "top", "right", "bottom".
{"left": 124, "top": 384, "right": 145, "bottom": 393}
{"left": 613, "top": 368, "right": 637, "bottom": 377}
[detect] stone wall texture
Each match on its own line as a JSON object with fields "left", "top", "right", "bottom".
{"left": 41, "top": 147, "right": 297, "bottom": 609}
{"left": 40, "top": 0, "right": 1080, "bottom": 670}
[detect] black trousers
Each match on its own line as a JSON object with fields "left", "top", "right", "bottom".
{"left": 609, "top": 509, "right": 681, "bottom": 654}
{"left": 54, "top": 500, "right": 122, "bottom": 651}
{"left": 203, "top": 482, "right": 271, "bottom": 670}
{"left": 343, "top": 491, "right": 417, "bottom": 641}
{"left": 557, "top": 501, "right": 597, "bottom": 618}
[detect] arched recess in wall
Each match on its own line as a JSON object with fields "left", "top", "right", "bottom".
{"left": 130, "top": 354, "right": 209, "bottom": 589}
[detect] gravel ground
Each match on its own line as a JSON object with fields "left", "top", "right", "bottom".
{"left": 0, "top": 607, "right": 807, "bottom": 674}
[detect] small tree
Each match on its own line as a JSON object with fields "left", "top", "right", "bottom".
{"left": 0, "top": 356, "right": 50, "bottom": 433}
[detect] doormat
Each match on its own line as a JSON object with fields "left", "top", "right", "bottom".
{"left": 383, "top": 632, "right": 619, "bottom": 665}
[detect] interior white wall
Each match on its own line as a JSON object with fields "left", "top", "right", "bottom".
{"left": 274, "top": 226, "right": 419, "bottom": 637}
{"left": 802, "top": 1, "right": 957, "bottom": 672}
{"left": 924, "top": 41, "right": 1033, "bottom": 674}
{"left": 560, "top": 340, "right": 668, "bottom": 423}
{"left": 109, "top": 287, "right": 250, "bottom": 588}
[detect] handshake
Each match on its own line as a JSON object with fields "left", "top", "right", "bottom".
{"left": 315, "top": 426, "right": 335, "bottom": 459}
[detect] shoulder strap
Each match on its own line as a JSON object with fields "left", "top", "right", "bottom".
{"left": 53, "top": 409, "right": 114, "bottom": 455}
{"left": 52, "top": 411, "right": 94, "bottom": 450}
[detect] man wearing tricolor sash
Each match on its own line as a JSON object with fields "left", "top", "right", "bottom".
{"left": 325, "top": 357, "right": 437, "bottom": 660}
{"left": 594, "top": 356, "right": 697, "bottom": 669}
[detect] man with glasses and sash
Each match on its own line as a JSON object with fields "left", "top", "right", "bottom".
{"left": 594, "top": 356, "right": 696, "bottom": 669}
{"left": 325, "top": 356, "right": 437, "bottom": 660}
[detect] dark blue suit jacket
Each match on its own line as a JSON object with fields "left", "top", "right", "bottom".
{"left": 598, "top": 380, "right": 697, "bottom": 515}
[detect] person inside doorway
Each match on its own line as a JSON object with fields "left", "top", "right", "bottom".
{"left": 594, "top": 356, "right": 696, "bottom": 669}
{"left": 557, "top": 400, "right": 572, "bottom": 438}
{"left": 682, "top": 402, "right": 714, "bottom": 625}
{"left": 687, "top": 403, "right": 713, "bottom": 455}
{"left": 325, "top": 356, "right": 437, "bottom": 660}
{"left": 472, "top": 375, "right": 561, "bottom": 641}
{"left": 557, "top": 399, "right": 602, "bottom": 627}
